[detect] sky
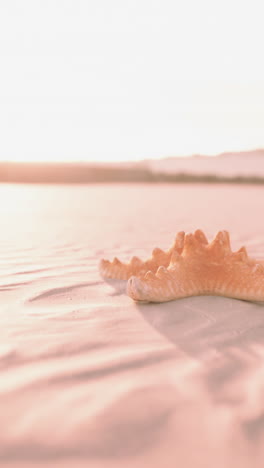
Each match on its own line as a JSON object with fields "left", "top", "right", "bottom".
{"left": 0, "top": 0, "right": 263, "bottom": 163}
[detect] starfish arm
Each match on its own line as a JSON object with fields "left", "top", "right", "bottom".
{"left": 126, "top": 266, "right": 200, "bottom": 303}
{"left": 99, "top": 231, "right": 186, "bottom": 280}
{"left": 99, "top": 250, "right": 173, "bottom": 280}
{"left": 224, "top": 262, "right": 264, "bottom": 302}
{"left": 127, "top": 262, "right": 264, "bottom": 303}
{"left": 99, "top": 256, "right": 145, "bottom": 280}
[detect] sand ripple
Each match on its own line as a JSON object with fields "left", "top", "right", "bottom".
{"left": 2, "top": 184, "right": 264, "bottom": 468}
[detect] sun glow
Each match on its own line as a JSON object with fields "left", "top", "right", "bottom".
{"left": 0, "top": 0, "right": 263, "bottom": 163}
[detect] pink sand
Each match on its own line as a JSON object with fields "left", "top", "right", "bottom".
{"left": 1, "top": 183, "right": 264, "bottom": 468}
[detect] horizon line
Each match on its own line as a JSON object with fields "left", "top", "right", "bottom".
{"left": 0, "top": 147, "right": 264, "bottom": 165}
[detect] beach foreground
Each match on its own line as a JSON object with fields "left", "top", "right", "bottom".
{"left": 1, "top": 183, "right": 264, "bottom": 468}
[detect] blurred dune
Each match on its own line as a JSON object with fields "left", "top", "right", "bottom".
{"left": 148, "top": 149, "right": 264, "bottom": 177}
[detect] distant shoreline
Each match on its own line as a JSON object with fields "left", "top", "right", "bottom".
{"left": 1, "top": 162, "right": 264, "bottom": 185}
{"left": 2, "top": 174, "right": 264, "bottom": 185}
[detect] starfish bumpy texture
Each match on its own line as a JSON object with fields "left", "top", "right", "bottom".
{"left": 100, "top": 230, "right": 264, "bottom": 303}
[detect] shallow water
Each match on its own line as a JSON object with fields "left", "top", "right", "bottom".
{"left": 1, "top": 183, "right": 264, "bottom": 468}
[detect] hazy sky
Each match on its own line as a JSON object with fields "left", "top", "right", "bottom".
{"left": 0, "top": 0, "right": 263, "bottom": 163}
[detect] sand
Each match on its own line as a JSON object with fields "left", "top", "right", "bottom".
{"left": 1, "top": 182, "right": 264, "bottom": 468}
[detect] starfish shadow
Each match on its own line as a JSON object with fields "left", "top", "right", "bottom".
{"left": 135, "top": 296, "right": 264, "bottom": 442}
{"left": 135, "top": 296, "right": 264, "bottom": 357}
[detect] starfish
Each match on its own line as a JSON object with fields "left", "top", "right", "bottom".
{"left": 127, "top": 230, "right": 264, "bottom": 303}
{"left": 100, "top": 230, "right": 264, "bottom": 303}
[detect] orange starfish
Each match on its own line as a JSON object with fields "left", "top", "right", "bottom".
{"left": 127, "top": 230, "right": 264, "bottom": 303}
{"left": 100, "top": 230, "right": 264, "bottom": 303}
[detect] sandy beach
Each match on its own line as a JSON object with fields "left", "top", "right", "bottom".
{"left": 1, "top": 182, "right": 264, "bottom": 468}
